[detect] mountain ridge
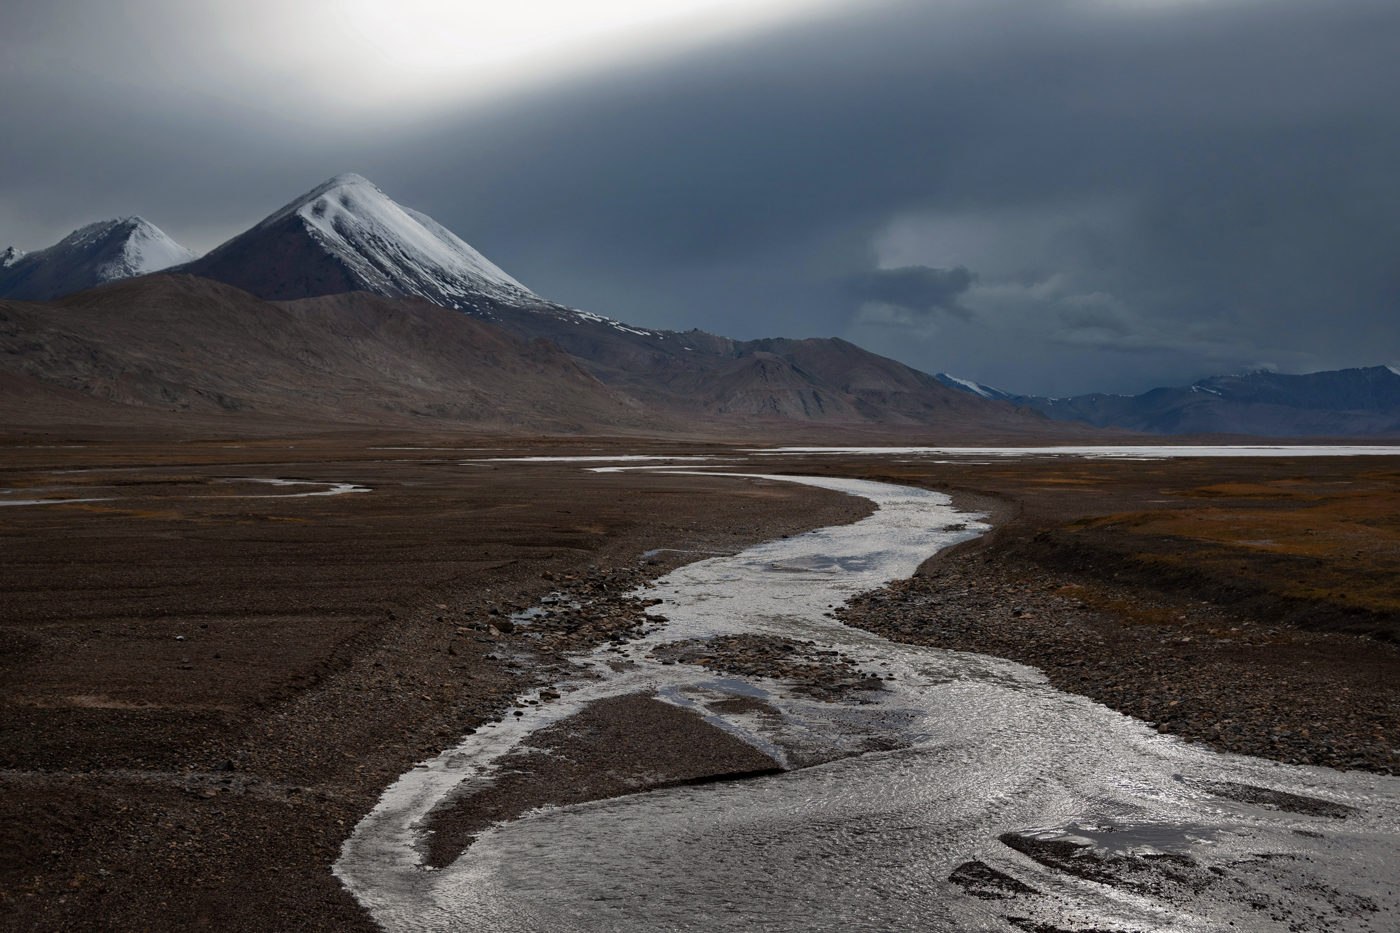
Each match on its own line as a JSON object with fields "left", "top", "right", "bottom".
{"left": 935, "top": 367, "right": 1400, "bottom": 436}
{"left": 459, "top": 296, "right": 1067, "bottom": 433}
{"left": 5, "top": 174, "right": 1393, "bottom": 437}
{"left": 149, "top": 172, "right": 1070, "bottom": 435}
{"left": 27, "top": 171, "right": 1375, "bottom": 438}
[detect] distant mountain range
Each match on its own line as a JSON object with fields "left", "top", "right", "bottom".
{"left": 2, "top": 173, "right": 1392, "bottom": 437}
{"left": 934, "top": 368, "right": 1400, "bottom": 436}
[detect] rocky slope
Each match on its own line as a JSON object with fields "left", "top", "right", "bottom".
{"left": 464, "top": 298, "right": 1071, "bottom": 433}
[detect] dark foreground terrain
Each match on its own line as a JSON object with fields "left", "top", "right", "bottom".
{"left": 3, "top": 433, "right": 1398, "bottom": 931}
{"left": 0, "top": 434, "right": 872, "bottom": 931}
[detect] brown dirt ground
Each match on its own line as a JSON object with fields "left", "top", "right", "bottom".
{"left": 4, "top": 436, "right": 1399, "bottom": 930}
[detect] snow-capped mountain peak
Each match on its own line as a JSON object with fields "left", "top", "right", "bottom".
{"left": 0, "top": 217, "right": 199, "bottom": 301}
{"left": 44, "top": 217, "right": 198, "bottom": 281}
{"left": 99, "top": 217, "right": 201, "bottom": 280}
{"left": 180, "top": 172, "right": 535, "bottom": 309}
{"left": 2, "top": 247, "right": 25, "bottom": 268}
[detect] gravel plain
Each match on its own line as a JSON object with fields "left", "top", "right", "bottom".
{"left": 837, "top": 541, "right": 1400, "bottom": 775}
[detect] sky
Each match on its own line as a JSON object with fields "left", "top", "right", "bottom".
{"left": 3, "top": 0, "right": 1398, "bottom": 396}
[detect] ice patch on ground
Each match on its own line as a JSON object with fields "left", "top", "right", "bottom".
{"left": 213, "top": 478, "right": 371, "bottom": 498}
{"left": 746, "top": 445, "right": 1400, "bottom": 458}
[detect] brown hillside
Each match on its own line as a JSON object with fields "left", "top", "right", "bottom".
{"left": 0, "top": 275, "right": 668, "bottom": 433}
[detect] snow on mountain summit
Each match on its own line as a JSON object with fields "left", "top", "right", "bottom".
{"left": 0, "top": 217, "right": 198, "bottom": 301}
{"left": 178, "top": 173, "right": 537, "bottom": 309}
{"left": 102, "top": 217, "right": 200, "bottom": 279}
{"left": 267, "top": 173, "right": 531, "bottom": 298}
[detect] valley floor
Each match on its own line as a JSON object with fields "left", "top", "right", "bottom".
{"left": 1, "top": 431, "right": 1396, "bottom": 930}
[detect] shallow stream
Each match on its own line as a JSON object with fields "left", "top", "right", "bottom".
{"left": 336, "top": 474, "right": 1399, "bottom": 932}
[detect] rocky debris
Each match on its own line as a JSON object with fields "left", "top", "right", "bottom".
{"left": 461, "top": 567, "right": 657, "bottom": 654}
{"left": 967, "top": 821, "right": 1383, "bottom": 931}
{"left": 998, "top": 831, "right": 1214, "bottom": 897}
{"left": 649, "top": 634, "right": 887, "bottom": 701}
{"left": 835, "top": 550, "right": 1400, "bottom": 775}
{"left": 0, "top": 766, "right": 348, "bottom": 806}
{"left": 1183, "top": 778, "right": 1358, "bottom": 819}
{"left": 947, "top": 860, "right": 1041, "bottom": 899}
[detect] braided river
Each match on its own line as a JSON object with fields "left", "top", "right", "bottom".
{"left": 336, "top": 472, "right": 1399, "bottom": 932}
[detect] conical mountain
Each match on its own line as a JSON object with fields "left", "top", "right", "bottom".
{"left": 175, "top": 173, "right": 537, "bottom": 309}
{"left": 0, "top": 217, "right": 199, "bottom": 301}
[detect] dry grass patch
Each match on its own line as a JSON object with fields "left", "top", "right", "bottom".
{"left": 1065, "top": 471, "right": 1400, "bottom": 615}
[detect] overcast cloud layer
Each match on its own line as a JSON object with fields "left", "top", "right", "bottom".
{"left": 3, "top": 0, "right": 1398, "bottom": 395}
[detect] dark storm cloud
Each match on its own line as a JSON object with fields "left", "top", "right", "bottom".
{"left": 3, "top": 0, "right": 1400, "bottom": 395}
{"left": 389, "top": 0, "right": 1400, "bottom": 393}
{"left": 0, "top": 1, "right": 388, "bottom": 249}
{"left": 844, "top": 266, "right": 976, "bottom": 319}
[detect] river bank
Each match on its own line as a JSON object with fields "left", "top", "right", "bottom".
{"left": 837, "top": 535, "right": 1400, "bottom": 775}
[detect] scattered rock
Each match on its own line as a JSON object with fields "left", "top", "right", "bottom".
{"left": 651, "top": 634, "right": 885, "bottom": 700}
{"left": 1183, "top": 778, "right": 1358, "bottom": 819}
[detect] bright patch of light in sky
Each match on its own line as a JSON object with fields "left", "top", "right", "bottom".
{"left": 25, "top": 0, "right": 852, "bottom": 124}
{"left": 308, "top": 0, "right": 847, "bottom": 111}
{"left": 338, "top": 0, "right": 833, "bottom": 72}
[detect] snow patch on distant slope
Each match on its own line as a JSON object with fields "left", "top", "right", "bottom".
{"left": 571, "top": 308, "right": 659, "bottom": 337}
{"left": 2, "top": 247, "right": 25, "bottom": 268}
{"left": 941, "top": 374, "right": 993, "bottom": 397}
{"left": 933, "top": 372, "right": 1016, "bottom": 402}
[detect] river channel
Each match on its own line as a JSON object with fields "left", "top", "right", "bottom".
{"left": 335, "top": 473, "right": 1399, "bottom": 932}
